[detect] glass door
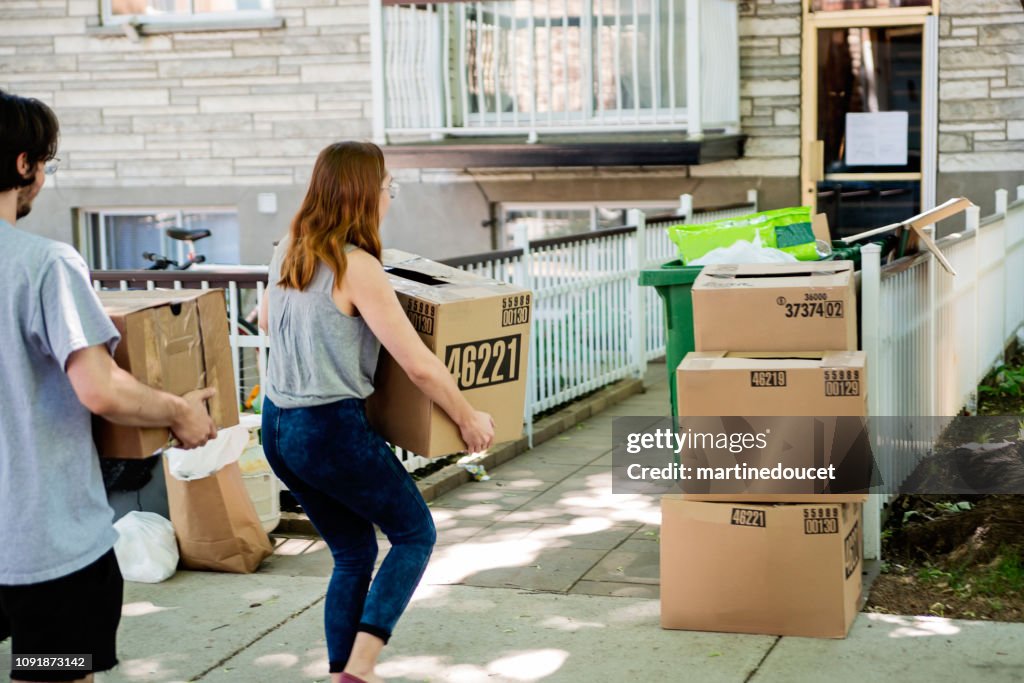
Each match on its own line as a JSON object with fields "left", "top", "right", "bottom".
{"left": 801, "top": 2, "right": 937, "bottom": 238}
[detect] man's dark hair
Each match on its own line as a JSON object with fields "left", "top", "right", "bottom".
{"left": 0, "top": 89, "right": 59, "bottom": 193}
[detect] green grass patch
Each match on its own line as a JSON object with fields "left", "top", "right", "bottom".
{"left": 915, "top": 546, "right": 1024, "bottom": 601}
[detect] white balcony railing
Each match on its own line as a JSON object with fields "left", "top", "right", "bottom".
{"left": 371, "top": 0, "right": 740, "bottom": 140}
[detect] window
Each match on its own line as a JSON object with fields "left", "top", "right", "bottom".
{"left": 104, "top": 0, "right": 273, "bottom": 23}
{"left": 79, "top": 209, "right": 241, "bottom": 270}
{"left": 501, "top": 201, "right": 679, "bottom": 245}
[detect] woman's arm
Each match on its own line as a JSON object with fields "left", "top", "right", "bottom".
{"left": 343, "top": 250, "right": 494, "bottom": 453}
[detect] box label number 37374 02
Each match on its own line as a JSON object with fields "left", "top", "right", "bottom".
{"left": 445, "top": 334, "right": 522, "bottom": 390}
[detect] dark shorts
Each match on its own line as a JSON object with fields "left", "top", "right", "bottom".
{"left": 0, "top": 548, "right": 123, "bottom": 682}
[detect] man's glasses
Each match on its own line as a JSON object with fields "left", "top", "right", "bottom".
{"left": 44, "top": 157, "right": 60, "bottom": 176}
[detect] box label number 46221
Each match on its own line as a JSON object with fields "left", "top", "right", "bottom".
{"left": 445, "top": 334, "right": 522, "bottom": 390}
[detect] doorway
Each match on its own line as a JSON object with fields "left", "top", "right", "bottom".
{"left": 800, "top": 1, "right": 939, "bottom": 237}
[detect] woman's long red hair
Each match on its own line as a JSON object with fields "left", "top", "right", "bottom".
{"left": 278, "top": 141, "right": 385, "bottom": 290}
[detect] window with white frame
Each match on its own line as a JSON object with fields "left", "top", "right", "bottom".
{"left": 501, "top": 201, "right": 680, "bottom": 245}
{"left": 104, "top": 0, "right": 273, "bottom": 24}
{"left": 79, "top": 209, "right": 241, "bottom": 270}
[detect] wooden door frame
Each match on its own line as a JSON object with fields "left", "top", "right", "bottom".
{"left": 800, "top": 1, "right": 939, "bottom": 212}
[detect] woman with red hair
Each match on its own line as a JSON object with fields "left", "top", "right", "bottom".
{"left": 260, "top": 142, "right": 494, "bottom": 683}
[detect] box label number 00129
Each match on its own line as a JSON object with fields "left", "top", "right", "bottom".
{"left": 445, "top": 334, "right": 522, "bottom": 390}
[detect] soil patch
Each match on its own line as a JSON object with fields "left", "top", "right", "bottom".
{"left": 868, "top": 358, "right": 1024, "bottom": 622}
{"left": 868, "top": 494, "right": 1024, "bottom": 621}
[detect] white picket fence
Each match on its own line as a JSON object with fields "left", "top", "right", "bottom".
{"left": 860, "top": 187, "right": 1024, "bottom": 559}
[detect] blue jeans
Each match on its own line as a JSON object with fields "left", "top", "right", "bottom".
{"left": 261, "top": 396, "right": 436, "bottom": 673}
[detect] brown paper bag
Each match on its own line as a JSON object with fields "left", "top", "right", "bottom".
{"left": 163, "top": 459, "right": 273, "bottom": 573}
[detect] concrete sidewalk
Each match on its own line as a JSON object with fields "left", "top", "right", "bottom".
{"left": 6, "top": 364, "right": 1023, "bottom": 682}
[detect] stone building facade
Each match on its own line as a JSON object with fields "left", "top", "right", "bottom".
{"left": 2, "top": 0, "right": 1022, "bottom": 262}
{"left": 937, "top": 0, "right": 1024, "bottom": 213}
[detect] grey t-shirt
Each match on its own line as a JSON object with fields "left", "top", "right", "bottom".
{"left": 0, "top": 220, "right": 121, "bottom": 585}
{"left": 265, "top": 236, "right": 380, "bottom": 408}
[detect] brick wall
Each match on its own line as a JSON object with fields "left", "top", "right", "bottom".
{"left": 0, "top": 0, "right": 374, "bottom": 189}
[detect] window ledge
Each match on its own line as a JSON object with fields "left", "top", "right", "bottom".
{"left": 88, "top": 16, "right": 284, "bottom": 37}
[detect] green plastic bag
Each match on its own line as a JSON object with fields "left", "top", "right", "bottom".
{"left": 768, "top": 207, "right": 817, "bottom": 261}
{"left": 667, "top": 221, "right": 777, "bottom": 264}
{"left": 667, "top": 206, "right": 818, "bottom": 264}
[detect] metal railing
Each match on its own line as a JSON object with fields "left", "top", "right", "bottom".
{"left": 860, "top": 187, "right": 1024, "bottom": 560}
{"left": 372, "top": 0, "right": 740, "bottom": 141}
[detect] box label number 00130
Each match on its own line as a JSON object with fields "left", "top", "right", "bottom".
{"left": 445, "top": 334, "right": 522, "bottom": 390}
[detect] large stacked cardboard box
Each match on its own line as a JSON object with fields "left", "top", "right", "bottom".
{"left": 661, "top": 261, "right": 866, "bottom": 639}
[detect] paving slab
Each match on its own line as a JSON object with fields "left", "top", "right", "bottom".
{"left": 422, "top": 532, "right": 607, "bottom": 592}
{"left": 427, "top": 505, "right": 512, "bottom": 524}
{"left": 514, "top": 447, "right": 604, "bottom": 466}
{"left": 581, "top": 548, "right": 660, "bottom": 586}
{"left": 519, "top": 486, "right": 661, "bottom": 527}
{"left": 202, "top": 584, "right": 774, "bottom": 683}
{"left": 261, "top": 538, "right": 336, "bottom": 578}
{"left": 464, "top": 476, "right": 561, "bottom": 493}
{"left": 430, "top": 488, "right": 542, "bottom": 511}
{"left": 458, "top": 548, "right": 608, "bottom": 592}
{"left": 477, "top": 462, "right": 581, "bottom": 483}
{"left": 499, "top": 501, "right": 657, "bottom": 528}
{"left": 568, "top": 580, "right": 660, "bottom": 599}
{"left": 516, "top": 521, "right": 637, "bottom": 551}
{"left": 751, "top": 613, "right": 1024, "bottom": 683}
{"left": 101, "top": 571, "right": 325, "bottom": 683}
{"left": 615, "top": 538, "right": 660, "bottom": 554}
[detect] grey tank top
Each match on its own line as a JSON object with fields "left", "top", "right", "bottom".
{"left": 265, "top": 237, "right": 380, "bottom": 408}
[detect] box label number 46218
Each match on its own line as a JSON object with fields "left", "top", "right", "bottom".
{"left": 445, "top": 335, "right": 522, "bottom": 390}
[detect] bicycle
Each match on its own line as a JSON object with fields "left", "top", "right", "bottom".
{"left": 143, "top": 227, "right": 261, "bottom": 330}
{"left": 142, "top": 227, "right": 209, "bottom": 271}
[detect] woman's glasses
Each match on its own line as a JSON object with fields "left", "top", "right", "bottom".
{"left": 382, "top": 179, "right": 400, "bottom": 200}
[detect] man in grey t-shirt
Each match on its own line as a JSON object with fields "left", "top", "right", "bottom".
{"left": 0, "top": 90, "right": 218, "bottom": 683}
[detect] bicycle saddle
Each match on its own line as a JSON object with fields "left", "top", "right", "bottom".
{"left": 167, "top": 228, "right": 211, "bottom": 241}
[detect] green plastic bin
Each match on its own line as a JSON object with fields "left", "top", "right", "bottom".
{"left": 639, "top": 260, "right": 703, "bottom": 417}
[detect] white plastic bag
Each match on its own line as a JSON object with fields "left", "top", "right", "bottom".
{"left": 165, "top": 423, "right": 250, "bottom": 481}
{"left": 113, "top": 511, "right": 179, "bottom": 584}
{"left": 689, "top": 235, "right": 799, "bottom": 266}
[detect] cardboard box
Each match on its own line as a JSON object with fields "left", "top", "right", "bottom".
{"left": 692, "top": 262, "right": 857, "bottom": 352}
{"left": 661, "top": 496, "right": 863, "bottom": 638}
{"left": 366, "top": 250, "right": 532, "bottom": 457}
{"left": 676, "top": 351, "right": 869, "bottom": 502}
{"left": 95, "top": 289, "right": 239, "bottom": 459}
{"left": 841, "top": 197, "right": 973, "bottom": 276}
{"left": 678, "top": 350, "right": 866, "bottom": 416}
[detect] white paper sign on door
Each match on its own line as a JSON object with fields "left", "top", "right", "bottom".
{"left": 845, "top": 111, "right": 909, "bottom": 166}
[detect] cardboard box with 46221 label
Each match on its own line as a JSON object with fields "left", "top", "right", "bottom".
{"left": 367, "top": 250, "right": 533, "bottom": 458}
